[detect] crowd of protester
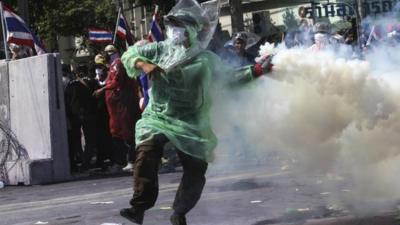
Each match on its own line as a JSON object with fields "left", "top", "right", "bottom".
{"left": 61, "top": 25, "right": 268, "bottom": 174}
{"left": 62, "top": 42, "right": 182, "bottom": 174}
{"left": 58, "top": 12, "right": 400, "bottom": 175}
{"left": 215, "top": 19, "right": 400, "bottom": 68}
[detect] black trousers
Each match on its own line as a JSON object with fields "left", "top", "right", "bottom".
{"left": 129, "top": 134, "right": 208, "bottom": 215}
{"left": 68, "top": 114, "right": 97, "bottom": 169}
{"left": 111, "top": 137, "right": 135, "bottom": 166}
{"left": 95, "top": 108, "right": 113, "bottom": 166}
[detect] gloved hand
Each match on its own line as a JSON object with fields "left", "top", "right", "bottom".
{"left": 254, "top": 55, "right": 273, "bottom": 77}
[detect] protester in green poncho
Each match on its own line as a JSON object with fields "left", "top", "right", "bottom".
{"left": 119, "top": 0, "right": 270, "bottom": 224}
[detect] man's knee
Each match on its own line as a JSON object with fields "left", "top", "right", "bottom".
{"left": 135, "top": 144, "right": 163, "bottom": 161}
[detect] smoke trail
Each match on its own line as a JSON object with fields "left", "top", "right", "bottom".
{"left": 210, "top": 38, "right": 400, "bottom": 214}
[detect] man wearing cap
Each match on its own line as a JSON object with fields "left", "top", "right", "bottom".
{"left": 65, "top": 64, "right": 98, "bottom": 171}
{"left": 232, "top": 32, "right": 255, "bottom": 67}
{"left": 94, "top": 54, "right": 108, "bottom": 86}
{"left": 93, "top": 45, "right": 140, "bottom": 172}
{"left": 221, "top": 32, "right": 255, "bottom": 68}
{"left": 92, "top": 54, "right": 113, "bottom": 169}
{"left": 119, "top": 0, "right": 271, "bottom": 224}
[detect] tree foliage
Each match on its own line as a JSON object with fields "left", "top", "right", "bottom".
{"left": 33, "top": 1, "right": 116, "bottom": 49}
{"left": 2, "top": 0, "right": 116, "bottom": 50}
{"left": 282, "top": 8, "right": 299, "bottom": 32}
{"left": 1, "top": 0, "right": 208, "bottom": 51}
{"left": 138, "top": 0, "right": 175, "bottom": 14}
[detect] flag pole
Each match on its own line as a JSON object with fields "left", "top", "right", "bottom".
{"left": 366, "top": 25, "right": 375, "bottom": 46}
{"left": 113, "top": 8, "right": 121, "bottom": 45}
{"left": 155, "top": 5, "right": 159, "bottom": 14}
{"left": 143, "top": 5, "right": 148, "bottom": 36}
{"left": 0, "top": 2, "right": 9, "bottom": 60}
{"left": 153, "top": 5, "right": 159, "bottom": 25}
{"left": 147, "top": 5, "right": 159, "bottom": 40}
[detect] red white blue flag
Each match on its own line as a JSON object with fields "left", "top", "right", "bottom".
{"left": 3, "top": 5, "right": 46, "bottom": 54}
{"left": 116, "top": 11, "right": 134, "bottom": 46}
{"left": 88, "top": 28, "right": 113, "bottom": 43}
{"left": 148, "top": 6, "right": 164, "bottom": 42}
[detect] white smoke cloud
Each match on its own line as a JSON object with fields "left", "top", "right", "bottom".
{"left": 211, "top": 40, "right": 400, "bottom": 214}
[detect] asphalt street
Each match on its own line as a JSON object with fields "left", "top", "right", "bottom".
{"left": 1, "top": 161, "right": 399, "bottom": 225}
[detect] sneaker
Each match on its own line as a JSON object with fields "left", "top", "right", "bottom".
{"left": 120, "top": 208, "right": 144, "bottom": 224}
{"left": 170, "top": 213, "right": 187, "bottom": 225}
{"left": 122, "top": 162, "right": 134, "bottom": 172}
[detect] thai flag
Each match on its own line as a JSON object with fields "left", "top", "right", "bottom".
{"left": 88, "top": 28, "right": 113, "bottom": 43}
{"left": 148, "top": 7, "right": 164, "bottom": 42}
{"left": 116, "top": 12, "right": 134, "bottom": 46}
{"left": 139, "top": 72, "right": 150, "bottom": 111}
{"left": 366, "top": 25, "right": 384, "bottom": 46}
{"left": 3, "top": 5, "right": 46, "bottom": 54}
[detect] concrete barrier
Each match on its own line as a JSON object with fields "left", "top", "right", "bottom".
{"left": 0, "top": 54, "right": 70, "bottom": 185}
{"left": 0, "top": 60, "right": 9, "bottom": 125}
{"left": 0, "top": 60, "right": 10, "bottom": 183}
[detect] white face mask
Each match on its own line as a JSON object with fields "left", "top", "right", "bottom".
{"left": 95, "top": 68, "right": 103, "bottom": 76}
{"left": 166, "top": 26, "right": 187, "bottom": 45}
{"left": 95, "top": 68, "right": 107, "bottom": 85}
{"left": 314, "top": 33, "right": 329, "bottom": 45}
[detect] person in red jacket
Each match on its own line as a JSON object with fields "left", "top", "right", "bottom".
{"left": 94, "top": 45, "right": 140, "bottom": 172}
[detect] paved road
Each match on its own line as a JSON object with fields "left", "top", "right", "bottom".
{"left": 1, "top": 162, "right": 399, "bottom": 225}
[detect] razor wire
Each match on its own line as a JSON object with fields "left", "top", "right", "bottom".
{"left": 0, "top": 121, "right": 29, "bottom": 183}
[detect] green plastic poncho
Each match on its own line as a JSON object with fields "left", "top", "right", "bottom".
{"left": 121, "top": 0, "right": 256, "bottom": 162}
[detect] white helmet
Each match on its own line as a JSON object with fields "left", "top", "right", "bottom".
{"left": 104, "top": 45, "right": 117, "bottom": 55}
